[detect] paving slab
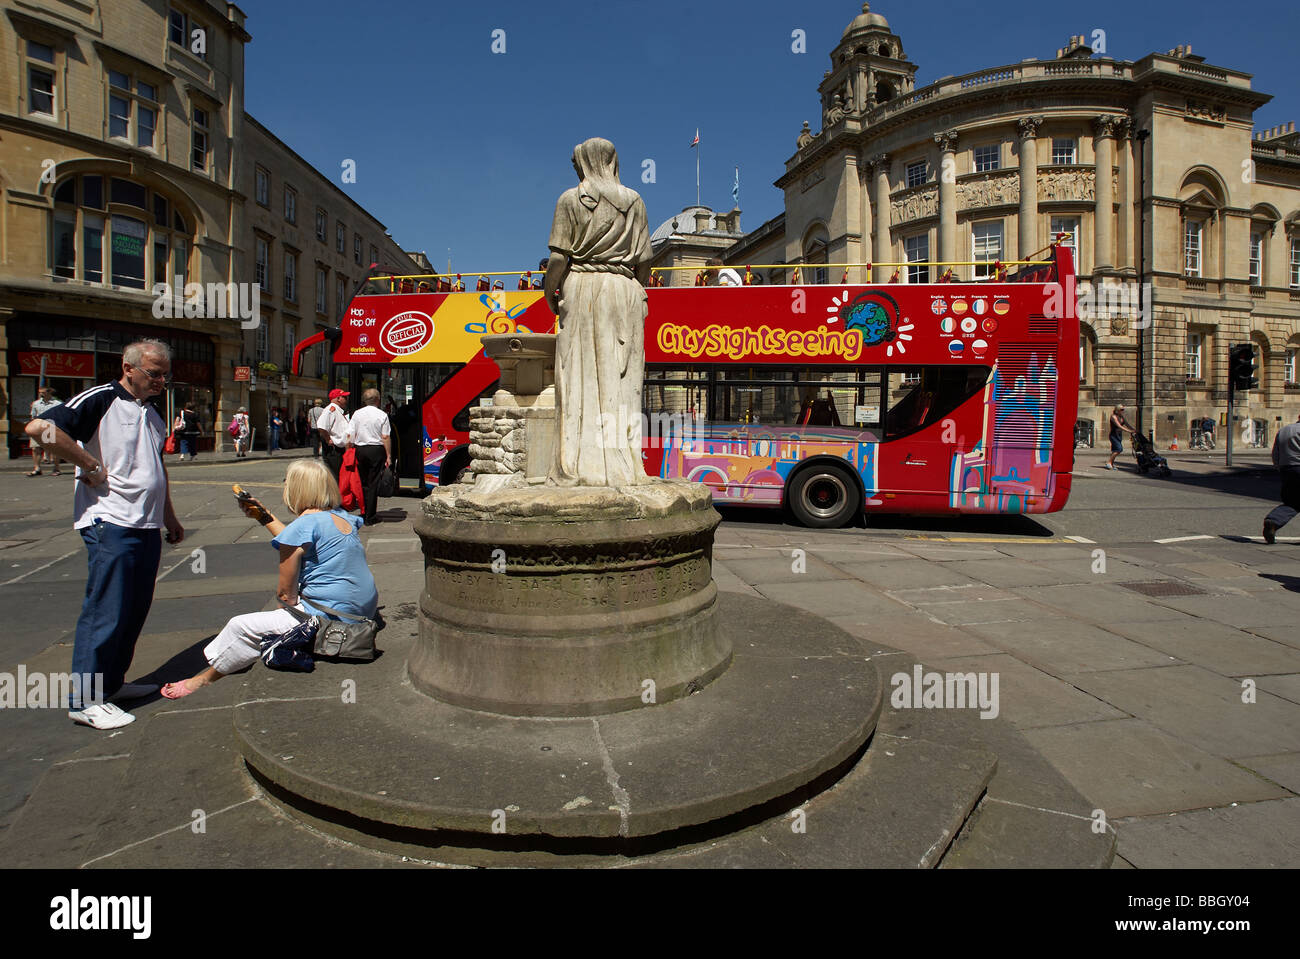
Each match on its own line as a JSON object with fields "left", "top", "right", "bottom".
{"left": 832, "top": 559, "right": 983, "bottom": 590}
{"left": 1145, "top": 593, "right": 1300, "bottom": 629}
{"left": 1068, "top": 664, "right": 1300, "bottom": 758}
{"left": 1101, "top": 620, "right": 1300, "bottom": 677}
{"left": 709, "top": 560, "right": 762, "bottom": 597}
{"left": 939, "top": 559, "right": 1094, "bottom": 588}
{"left": 717, "top": 554, "right": 849, "bottom": 584}
{"left": 828, "top": 615, "right": 1001, "bottom": 661}
{"left": 1238, "top": 753, "right": 1300, "bottom": 794}
{"left": 1013, "top": 584, "right": 1205, "bottom": 625}
{"left": 1241, "top": 625, "right": 1300, "bottom": 651}
{"left": 752, "top": 581, "right": 910, "bottom": 619}
{"left": 940, "top": 796, "right": 1110, "bottom": 869}
{"left": 1113, "top": 798, "right": 1300, "bottom": 868}
{"left": 918, "top": 653, "right": 1127, "bottom": 729}
{"left": 1255, "top": 674, "right": 1300, "bottom": 706}
{"left": 894, "top": 543, "right": 1012, "bottom": 562}
{"left": 1023, "top": 719, "right": 1289, "bottom": 818}
{"left": 962, "top": 620, "right": 1177, "bottom": 674}
{"left": 911, "top": 596, "right": 1043, "bottom": 627}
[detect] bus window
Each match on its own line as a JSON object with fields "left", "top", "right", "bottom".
{"left": 884, "top": 366, "right": 990, "bottom": 440}
{"left": 451, "top": 379, "right": 501, "bottom": 432}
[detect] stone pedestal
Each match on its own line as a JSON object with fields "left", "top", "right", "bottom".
{"left": 468, "top": 333, "right": 558, "bottom": 491}
{"left": 411, "top": 480, "right": 728, "bottom": 716}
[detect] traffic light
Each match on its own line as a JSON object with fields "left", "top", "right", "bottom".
{"left": 1229, "top": 343, "right": 1258, "bottom": 391}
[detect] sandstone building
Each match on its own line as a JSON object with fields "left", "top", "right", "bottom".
{"left": 0, "top": 0, "right": 415, "bottom": 456}
{"left": 653, "top": 4, "right": 1300, "bottom": 446}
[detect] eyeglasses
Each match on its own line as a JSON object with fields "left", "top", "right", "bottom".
{"left": 131, "top": 364, "right": 172, "bottom": 383}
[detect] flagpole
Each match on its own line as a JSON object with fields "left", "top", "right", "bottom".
{"left": 696, "top": 137, "right": 701, "bottom": 208}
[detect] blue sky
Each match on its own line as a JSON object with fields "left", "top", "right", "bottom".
{"left": 244, "top": 0, "right": 1299, "bottom": 276}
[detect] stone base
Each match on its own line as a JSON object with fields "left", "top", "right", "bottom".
{"left": 412, "top": 479, "right": 729, "bottom": 716}
{"left": 235, "top": 593, "right": 881, "bottom": 862}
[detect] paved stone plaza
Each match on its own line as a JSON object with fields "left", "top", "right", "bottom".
{"left": 0, "top": 446, "right": 1297, "bottom": 867}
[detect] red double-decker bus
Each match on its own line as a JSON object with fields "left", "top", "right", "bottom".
{"left": 294, "top": 245, "right": 1077, "bottom": 528}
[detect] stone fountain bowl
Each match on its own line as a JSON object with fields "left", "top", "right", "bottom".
{"left": 481, "top": 332, "right": 556, "bottom": 361}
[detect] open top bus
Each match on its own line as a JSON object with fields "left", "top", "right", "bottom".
{"left": 293, "top": 245, "right": 1078, "bottom": 528}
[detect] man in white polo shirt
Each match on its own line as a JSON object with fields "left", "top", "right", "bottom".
{"left": 317, "top": 388, "right": 352, "bottom": 484}
{"left": 349, "top": 388, "right": 392, "bottom": 525}
{"left": 27, "top": 339, "right": 185, "bottom": 729}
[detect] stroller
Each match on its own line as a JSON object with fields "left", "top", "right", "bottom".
{"left": 1130, "top": 431, "right": 1172, "bottom": 477}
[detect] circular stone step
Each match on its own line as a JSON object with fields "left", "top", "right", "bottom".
{"left": 235, "top": 594, "right": 879, "bottom": 859}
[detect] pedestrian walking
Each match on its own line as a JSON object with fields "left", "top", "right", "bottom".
{"left": 233, "top": 406, "right": 251, "bottom": 456}
{"left": 349, "top": 388, "right": 392, "bottom": 525}
{"left": 174, "top": 402, "right": 201, "bottom": 461}
{"left": 24, "top": 339, "right": 184, "bottom": 729}
{"left": 295, "top": 406, "right": 309, "bottom": 450}
{"left": 159, "top": 459, "right": 378, "bottom": 699}
{"left": 318, "top": 389, "right": 351, "bottom": 483}
{"left": 1106, "top": 405, "right": 1137, "bottom": 470}
{"left": 1262, "top": 413, "right": 1300, "bottom": 544}
{"left": 27, "top": 386, "right": 64, "bottom": 475}
{"left": 308, "top": 398, "right": 325, "bottom": 456}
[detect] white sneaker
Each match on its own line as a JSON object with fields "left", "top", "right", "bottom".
{"left": 68, "top": 703, "right": 136, "bottom": 729}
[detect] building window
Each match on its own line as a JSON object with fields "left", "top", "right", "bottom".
{"left": 1051, "top": 138, "right": 1077, "bottom": 165}
{"left": 316, "top": 266, "right": 328, "bottom": 314}
{"left": 26, "top": 41, "right": 56, "bottom": 118}
{"left": 336, "top": 222, "right": 345, "bottom": 254}
{"left": 315, "top": 209, "right": 327, "bottom": 243}
{"left": 354, "top": 234, "right": 362, "bottom": 265}
{"left": 49, "top": 174, "right": 187, "bottom": 289}
{"left": 1050, "top": 216, "right": 1080, "bottom": 251}
{"left": 1249, "top": 232, "right": 1264, "bottom": 286}
{"left": 284, "top": 251, "right": 297, "bottom": 302}
{"left": 284, "top": 324, "right": 296, "bottom": 372}
{"left": 1079, "top": 331, "right": 1096, "bottom": 385}
{"left": 316, "top": 326, "right": 329, "bottom": 378}
{"left": 1286, "top": 350, "right": 1296, "bottom": 385}
{"left": 255, "top": 318, "right": 268, "bottom": 362}
{"left": 1184, "top": 220, "right": 1202, "bottom": 277}
{"left": 904, "top": 234, "right": 929, "bottom": 283}
{"left": 1292, "top": 237, "right": 1300, "bottom": 289}
{"left": 255, "top": 167, "right": 270, "bottom": 207}
{"left": 1187, "top": 332, "right": 1203, "bottom": 379}
{"left": 169, "top": 7, "right": 206, "bottom": 60}
{"left": 973, "top": 144, "right": 1000, "bottom": 173}
{"left": 972, "top": 222, "right": 1003, "bottom": 279}
{"left": 905, "top": 160, "right": 927, "bottom": 188}
{"left": 191, "top": 106, "right": 209, "bottom": 172}
{"left": 254, "top": 236, "right": 269, "bottom": 289}
{"left": 337, "top": 275, "right": 347, "bottom": 317}
{"left": 284, "top": 186, "right": 296, "bottom": 224}
{"left": 107, "top": 71, "right": 158, "bottom": 149}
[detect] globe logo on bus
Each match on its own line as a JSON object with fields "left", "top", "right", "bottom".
{"left": 380, "top": 311, "right": 434, "bottom": 355}
{"left": 840, "top": 292, "right": 898, "bottom": 346}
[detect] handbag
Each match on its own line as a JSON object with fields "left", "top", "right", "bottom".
{"left": 228, "top": 417, "right": 241, "bottom": 437}
{"left": 377, "top": 464, "right": 398, "bottom": 498}
{"left": 163, "top": 432, "right": 179, "bottom": 455}
{"left": 259, "top": 618, "right": 317, "bottom": 672}
{"left": 289, "top": 596, "right": 379, "bottom": 661}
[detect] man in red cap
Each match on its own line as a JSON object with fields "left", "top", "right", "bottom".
{"left": 317, "top": 388, "right": 352, "bottom": 482}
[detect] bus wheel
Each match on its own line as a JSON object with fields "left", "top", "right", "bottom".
{"left": 788, "top": 463, "right": 860, "bottom": 529}
{"left": 439, "top": 449, "right": 471, "bottom": 486}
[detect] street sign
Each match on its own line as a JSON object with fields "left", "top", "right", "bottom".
{"left": 234, "top": 366, "right": 251, "bottom": 382}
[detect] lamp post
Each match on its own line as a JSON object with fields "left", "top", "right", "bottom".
{"left": 1135, "top": 128, "right": 1150, "bottom": 436}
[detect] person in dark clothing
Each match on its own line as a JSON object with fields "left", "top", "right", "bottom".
{"left": 348, "top": 389, "right": 391, "bottom": 525}
{"left": 178, "top": 403, "right": 201, "bottom": 461}
{"left": 1106, "top": 405, "right": 1136, "bottom": 470}
{"left": 1263, "top": 413, "right": 1300, "bottom": 544}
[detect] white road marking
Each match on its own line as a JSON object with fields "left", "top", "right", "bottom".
{"left": 1065, "top": 535, "right": 1095, "bottom": 543}
{"left": 1153, "top": 535, "right": 1215, "bottom": 544}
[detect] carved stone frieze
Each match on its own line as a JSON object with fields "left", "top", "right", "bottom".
{"left": 891, "top": 185, "right": 937, "bottom": 225}
{"left": 957, "top": 171, "right": 1020, "bottom": 209}
{"left": 1038, "top": 169, "right": 1096, "bottom": 202}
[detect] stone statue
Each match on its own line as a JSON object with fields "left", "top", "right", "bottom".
{"left": 543, "top": 137, "right": 652, "bottom": 487}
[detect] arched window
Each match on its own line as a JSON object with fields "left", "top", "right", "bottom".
{"left": 875, "top": 80, "right": 894, "bottom": 103}
{"left": 1284, "top": 333, "right": 1300, "bottom": 387}
{"left": 49, "top": 173, "right": 190, "bottom": 290}
{"left": 878, "top": 43, "right": 892, "bottom": 57}
{"left": 802, "top": 225, "right": 830, "bottom": 284}
{"left": 1177, "top": 169, "right": 1227, "bottom": 281}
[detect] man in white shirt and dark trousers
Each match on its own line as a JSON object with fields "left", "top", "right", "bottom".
{"left": 307, "top": 398, "right": 325, "bottom": 456}
{"left": 1263, "top": 413, "right": 1300, "bottom": 544}
{"left": 349, "top": 388, "right": 392, "bottom": 525}
{"left": 26, "top": 339, "right": 185, "bottom": 729}
{"left": 317, "top": 389, "right": 351, "bottom": 484}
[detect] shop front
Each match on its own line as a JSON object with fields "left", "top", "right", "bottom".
{"left": 6, "top": 313, "right": 216, "bottom": 458}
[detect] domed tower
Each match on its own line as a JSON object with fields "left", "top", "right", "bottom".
{"left": 820, "top": 3, "right": 917, "bottom": 124}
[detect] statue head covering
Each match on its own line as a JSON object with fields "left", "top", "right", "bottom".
{"left": 571, "top": 137, "right": 637, "bottom": 214}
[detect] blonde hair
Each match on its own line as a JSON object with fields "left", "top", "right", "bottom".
{"left": 282, "top": 459, "right": 342, "bottom": 514}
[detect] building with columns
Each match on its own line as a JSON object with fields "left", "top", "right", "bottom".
{"left": 654, "top": 4, "right": 1300, "bottom": 447}
{"left": 0, "top": 0, "right": 415, "bottom": 457}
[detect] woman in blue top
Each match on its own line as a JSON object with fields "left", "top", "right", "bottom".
{"left": 160, "top": 459, "right": 378, "bottom": 698}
